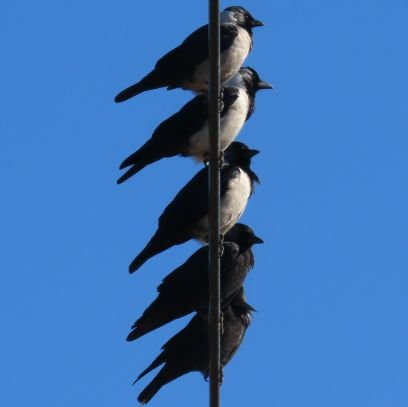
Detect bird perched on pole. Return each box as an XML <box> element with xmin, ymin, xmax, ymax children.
<box><xmin>114</xmin><ymin>6</ymin><xmax>264</xmax><ymax>102</ymax></box>
<box><xmin>128</xmin><ymin>142</ymin><xmax>260</xmax><ymax>273</ymax></box>
<box><xmin>117</xmin><ymin>67</ymin><xmax>272</xmax><ymax>184</ymax></box>
<box><xmin>127</xmin><ymin>223</ymin><xmax>263</xmax><ymax>341</ymax></box>
<box><xmin>135</xmin><ymin>288</ymin><xmax>255</xmax><ymax>404</ymax></box>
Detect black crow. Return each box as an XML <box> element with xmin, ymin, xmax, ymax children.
<box><xmin>135</xmin><ymin>288</ymin><xmax>255</xmax><ymax>404</ymax></box>
<box><xmin>127</xmin><ymin>223</ymin><xmax>263</xmax><ymax>341</ymax></box>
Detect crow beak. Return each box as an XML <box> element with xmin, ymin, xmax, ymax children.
<box><xmin>247</xmin><ymin>149</ymin><xmax>260</xmax><ymax>158</ymax></box>
<box><xmin>258</xmin><ymin>80</ymin><xmax>274</xmax><ymax>90</ymax></box>
<box><xmin>253</xmin><ymin>236</ymin><xmax>264</xmax><ymax>244</ymax></box>
<box><xmin>251</xmin><ymin>19</ymin><xmax>264</xmax><ymax>27</ymax></box>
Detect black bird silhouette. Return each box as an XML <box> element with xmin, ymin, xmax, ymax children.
<box><xmin>114</xmin><ymin>6</ymin><xmax>264</xmax><ymax>102</ymax></box>
<box><xmin>127</xmin><ymin>223</ymin><xmax>263</xmax><ymax>341</ymax></box>
<box><xmin>117</xmin><ymin>67</ymin><xmax>272</xmax><ymax>184</ymax></box>
<box><xmin>128</xmin><ymin>142</ymin><xmax>260</xmax><ymax>273</ymax></box>
<box><xmin>135</xmin><ymin>288</ymin><xmax>255</xmax><ymax>404</ymax></box>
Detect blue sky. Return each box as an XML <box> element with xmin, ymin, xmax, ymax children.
<box><xmin>1</xmin><ymin>1</ymin><xmax>407</xmax><ymax>406</ymax></box>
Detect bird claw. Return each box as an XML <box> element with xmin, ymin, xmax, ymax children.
<box><xmin>219</xmin><ymin>367</ymin><xmax>224</xmax><ymax>385</ymax></box>
<box><xmin>218</xmin><ymin>88</ymin><xmax>225</xmax><ymax>113</ymax></box>
<box><xmin>203</xmin><ymin>151</ymin><xmax>223</xmax><ymax>168</ymax></box>
<box><xmin>218</xmin><ymin>151</ymin><xmax>224</xmax><ymax>169</ymax></box>
<box><xmin>204</xmin><ymin>367</ymin><xmax>224</xmax><ymax>385</ymax></box>
<box><xmin>219</xmin><ymin>234</ymin><xmax>224</xmax><ymax>257</ymax></box>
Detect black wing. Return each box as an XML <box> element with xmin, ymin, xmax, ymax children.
<box><xmin>151</xmin><ymin>94</ymin><xmax>209</xmax><ymax>155</ymax></box>
<box><xmin>158</xmin><ymin>166</ymin><xmax>209</xmax><ymax>231</ymax></box>
<box><xmin>155</xmin><ymin>23</ymin><xmax>239</xmax><ymax>83</ymax></box>
<box><xmin>159</xmin><ymin>242</ymin><xmax>240</xmax><ymax>306</ymax></box>
<box><xmin>158</xmin><ymin>163</ymin><xmax>239</xmax><ymax>233</ymax></box>
<box><xmin>158</xmin><ymin>246</ymin><xmax>208</xmax><ymax>296</ymax></box>
<box><xmin>156</xmin><ymin>87</ymin><xmax>241</xmax><ymax>148</ymax></box>
<box><xmin>127</xmin><ymin>247</ymin><xmax>210</xmax><ymax>340</ymax></box>
<box><xmin>142</xmin><ymin>88</ymin><xmax>239</xmax><ymax>157</ymax></box>
<box><xmin>118</xmin><ymin>94</ymin><xmax>208</xmax><ymax>176</ymax></box>
<box><xmin>136</xmin><ymin>315</ymin><xmax>206</xmax><ymax>382</ymax></box>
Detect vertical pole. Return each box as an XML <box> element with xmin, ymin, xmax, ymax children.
<box><xmin>208</xmin><ymin>1</ymin><xmax>221</xmax><ymax>407</ymax></box>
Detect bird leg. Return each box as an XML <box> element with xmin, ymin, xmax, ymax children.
<box><xmin>218</xmin><ymin>233</ymin><xmax>224</xmax><ymax>257</ymax></box>
<box><xmin>219</xmin><ymin>366</ymin><xmax>224</xmax><ymax>385</ymax></box>
<box><xmin>218</xmin><ymin>150</ymin><xmax>224</xmax><ymax>169</ymax></box>
<box><xmin>218</xmin><ymin>87</ymin><xmax>225</xmax><ymax>113</ymax></box>
<box><xmin>203</xmin><ymin>310</ymin><xmax>224</xmax><ymax>333</ymax></box>
<box><xmin>204</xmin><ymin>364</ymin><xmax>224</xmax><ymax>385</ymax></box>
<box><xmin>220</xmin><ymin>310</ymin><xmax>224</xmax><ymax>335</ymax></box>
<box><xmin>203</xmin><ymin>150</ymin><xmax>223</xmax><ymax>167</ymax></box>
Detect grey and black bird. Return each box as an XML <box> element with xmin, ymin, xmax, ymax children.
<box><xmin>128</xmin><ymin>142</ymin><xmax>260</xmax><ymax>273</ymax></box>
<box><xmin>127</xmin><ymin>223</ymin><xmax>263</xmax><ymax>341</ymax></box>
<box><xmin>117</xmin><ymin>67</ymin><xmax>272</xmax><ymax>184</ymax></box>
<box><xmin>135</xmin><ymin>288</ymin><xmax>255</xmax><ymax>404</ymax></box>
<box><xmin>114</xmin><ymin>6</ymin><xmax>264</xmax><ymax>102</ymax></box>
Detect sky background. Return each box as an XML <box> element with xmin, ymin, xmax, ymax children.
<box><xmin>1</xmin><ymin>1</ymin><xmax>407</xmax><ymax>406</ymax></box>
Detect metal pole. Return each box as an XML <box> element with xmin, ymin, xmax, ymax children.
<box><xmin>208</xmin><ymin>1</ymin><xmax>221</xmax><ymax>407</ymax></box>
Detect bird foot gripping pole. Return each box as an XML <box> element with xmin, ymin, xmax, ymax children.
<box><xmin>218</xmin><ymin>151</ymin><xmax>224</xmax><ymax>169</ymax></box>
<box><xmin>208</xmin><ymin>1</ymin><xmax>221</xmax><ymax>407</ymax></box>
<box><xmin>218</xmin><ymin>234</ymin><xmax>224</xmax><ymax>257</ymax></box>
<box><xmin>218</xmin><ymin>87</ymin><xmax>224</xmax><ymax>113</ymax></box>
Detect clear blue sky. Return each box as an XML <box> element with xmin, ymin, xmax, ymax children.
<box><xmin>1</xmin><ymin>1</ymin><xmax>407</xmax><ymax>406</ymax></box>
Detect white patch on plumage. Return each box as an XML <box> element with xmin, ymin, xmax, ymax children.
<box><xmin>219</xmin><ymin>88</ymin><xmax>249</xmax><ymax>148</ymax></box>
<box><xmin>221</xmin><ymin>26</ymin><xmax>253</xmax><ymax>82</ymax></box>
<box><xmin>186</xmin><ymin>87</ymin><xmax>250</xmax><ymax>159</ymax></box>
<box><xmin>193</xmin><ymin>168</ymin><xmax>251</xmax><ymax>241</ymax></box>
<box><xmin>219</xmin><ymin>167</ymin><xmax>251</xmax><ymax>232</ymax></box>
<box><xmin>190</xmin><ymin>25</ymin><xmax>252</xmax><ymax>88</ymax></box>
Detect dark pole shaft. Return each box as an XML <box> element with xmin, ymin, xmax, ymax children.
<box><xmin>208</xmin><ymin>1</ymin><xmax>221</xmax><ymax>407</ymax></box>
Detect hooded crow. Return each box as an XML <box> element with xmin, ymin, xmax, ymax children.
<box><xmin>117</xmin><ymin>67</ymin><xmax>272</xmax><ymax>184</ymax></box>
<box><xmin>128</xmin><ymin>142</ymin><xmax>259</xmax><ymax>273</ymax></box>
<box><xmin>114</xmin><ymin>7</ymin><xmax>264</xmax><ymax>102</ymax></box>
